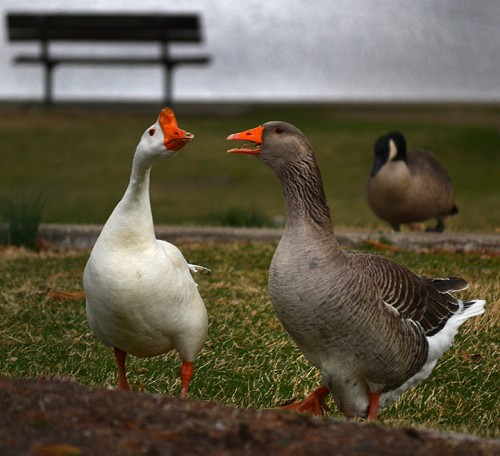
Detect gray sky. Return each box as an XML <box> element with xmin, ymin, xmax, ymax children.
<box><xmin>1</xmin><ymin>0</ymin><xmax>499</xmax><ymax>102</ymax></box>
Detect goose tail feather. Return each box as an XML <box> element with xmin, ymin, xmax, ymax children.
<box><xmin>427</xmin><ymin>299</ymin><xmax>485</xmax><ymax>361</ymax></box>
<box><xmin>380</xmin><ymin>299</ymin><xmax>485</xmax><ymax>411</ymax></box>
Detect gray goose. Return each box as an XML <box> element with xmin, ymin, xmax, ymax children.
<box><xmin>366</xmin><ymin>131</ymin><xmax>458</xmax><ymax>232</ymax></box>
<box><xmin>227</xmin><ymin>122</ymin><xmax>485</xmax><ymax>420</ymax></box>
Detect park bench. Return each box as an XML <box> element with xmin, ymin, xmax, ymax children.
<box><xmin>6</xmin><ymin>12</ymin><xmax>211</xmax><ymax>106</ymax></box>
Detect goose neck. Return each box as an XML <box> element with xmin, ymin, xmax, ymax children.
<box><xmin>127</xmin><ymin>154</ymin><xmax>153</xmax><ymax>198</ymax></box>
<box><xmin>109</xmin><ymin>154</ymin><xmax>155</xmax><ymax>244</ymax></box>
<box><xmin>279</xmin><ymin>159</ymin><xmax>334</xmax><ymax>235</ymax></box>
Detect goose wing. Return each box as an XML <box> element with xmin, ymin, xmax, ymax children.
<box><xmin>345</xmin><ymin>251</ymin><xmax>466</xmax><ymax>336</ymax></box>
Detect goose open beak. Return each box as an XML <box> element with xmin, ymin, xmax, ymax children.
<box><xmin>227</xmin><ymin>125</ymin><xmax>264</xmax><ymax>154</ymax></box>
<box><xmin>159</xmin><ymin>107</ymin><xmax>194</xmax><ymax>151</ymax></box>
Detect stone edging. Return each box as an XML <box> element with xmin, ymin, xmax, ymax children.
<box><xmin>39</xmin><ymin>224</ymin><xmax>500</xmax><ymax>253</ymax></box>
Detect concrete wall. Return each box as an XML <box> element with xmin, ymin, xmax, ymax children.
<box><xmin>1</xmin><ymin>0</ymin><xmax>499</xmax><ymax>103</ymax></box>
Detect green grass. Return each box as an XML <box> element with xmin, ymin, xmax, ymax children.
<box><xmin>0</xmin><ymin>102</ymin><xmax>498</xmax><ymax>436</ymax></box>
<box><xmin>0</xmin><ymin>243</ymin><xmax>498</xmax><ymax>439</ymax></box>
<box><xmin>0</xmin><ymin>103</ymin><xmax>498</xmax><ymax>230</ymax></box>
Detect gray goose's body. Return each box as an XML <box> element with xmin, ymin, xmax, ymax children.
<box><xmin>366</xmin><ymin>131</ymin><xmax>458</xmax><ymax>232</ymax></box>
<box><xmin>227</xmin><ymin>122</ymin><xmax>485</xmax><ymax>420</ymax></box>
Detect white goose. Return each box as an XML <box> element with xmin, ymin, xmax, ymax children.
<box><xmin>83</xmin><ymin>108</ymin><xmax>208</xmax><ymax>397</ymax></box>
<box><xmin>227</xmin><ymin>121</ymin><xmax>485</xmax><ymax>420</ymax></box>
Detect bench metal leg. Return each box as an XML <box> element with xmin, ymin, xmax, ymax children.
<box><xmin>43</xmin><ymin>63</ymin><xmax>55</xmax><ymax>107</ymax></box>
<box><xmin>163</xmin><ymin>64</ymin><xmax>174</xmax><ymax>107</ymax></box>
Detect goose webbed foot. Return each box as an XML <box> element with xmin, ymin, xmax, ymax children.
<box><xmin>282</xmin><ymin>385</ymin><xmax>330</xmax><ymax>416</ymax></box>
<box><xmin>425</xmin><ymin>222</ymin><xmax>445</xmax><ymax>233</ymax></box>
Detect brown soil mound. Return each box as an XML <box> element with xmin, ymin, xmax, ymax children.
<box><xmin>1</xmin><ymin>378</ymin><xmax>498</xmax><ymax>455</ymax></box>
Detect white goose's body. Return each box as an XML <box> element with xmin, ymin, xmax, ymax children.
<box><xmin>84</xmin><ymin>108</ymin><xmax>208</xmax><ymax>395</ymax></box>
<box><xmin>85</xmin><ymin>204</ymin><xmax>207</xmax><ymax>360</ymax></box>
<box><xmin>228</xmin><ymin>121</ymin><xmax>485</xmax><ymax>420</ymax></box>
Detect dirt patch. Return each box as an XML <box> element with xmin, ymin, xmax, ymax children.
<box><xmin>1</xmin><ymin>377</ymin><xmax>498</xmax><ymax>455</ymax></box>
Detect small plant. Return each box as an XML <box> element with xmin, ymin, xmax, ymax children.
<box><xmin>0</xmin><ymin>193</ymin><xmax>46</xmax><ymax>250</ymax></box>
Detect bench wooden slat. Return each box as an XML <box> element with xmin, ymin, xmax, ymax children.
<box><xmin>7</xmin><ymin>13</ymin><xmax>203</xmax><ymax>42</ymax></box>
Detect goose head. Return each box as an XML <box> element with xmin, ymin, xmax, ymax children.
<box><xmin>370</xmin><ymin>131</ymin><xmax>407</xmax><ymax>177</ymax></box>
<box><xmin>226</xmin><ymin>121</ymin><xmax>315</xmax><ymax>175</ymax></box>
<box><xmin>135</xmin><ymin>107</ymin><xmax>194</xmax><ymax>164</ymax></box>
<box><xmin>227</xmin><ymin>121</ymin><xmax>331</xmax><ymax>227</ymax></box>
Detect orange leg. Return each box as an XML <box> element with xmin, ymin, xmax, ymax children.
<box><xmin>367</xmin><ymin>389</ymin><xmax>381</xmax><ymax>421</ymax></box>
<box><xmin>113</xmin><ymin>347</ymin><xmax>130</xmax><ymax>391</ymax></box>
<box><xmin>283</xmin><ymin>385</ymin><xmax>330</xmax><ymax>416</ymax></box>
<box><xmin>180</xmin><ymin>360</ymin><xmax>194</xmax><ymax>398</ymax></box>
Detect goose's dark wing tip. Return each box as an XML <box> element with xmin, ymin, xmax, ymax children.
<box><xmin>429</xmin><ymin>276</ymin><xmax>469</xmax><ymax>293</ymax></box>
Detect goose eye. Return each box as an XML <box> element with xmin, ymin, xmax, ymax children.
<box><xmin>148</xmin><ymin>128</ymin><xmax>156</xmax><ymax>136</ymax></box>
<box><xmin>275</xmin><ymin>127</ymin><xmax>284</xmax><ymax>134</ymax></box>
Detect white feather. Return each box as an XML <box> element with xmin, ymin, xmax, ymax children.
<box><xmin>380</xmin><ymin>299</ymin><xmax>486</xmax><ymax>408</ymax></box>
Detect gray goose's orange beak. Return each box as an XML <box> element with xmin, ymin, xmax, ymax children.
<box><xmin>227</xmin><ymin>125</ymin><xmax>264</xmax><ymax>155</ymax></box>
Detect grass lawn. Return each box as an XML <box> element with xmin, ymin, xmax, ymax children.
<box><xmin>0</xmin><ymin>102</ymin><xmax>498</xmax><ymax>231</ymax></box>
<box><xmin>0</xmin><ymin>242</ymin><xmax>498</xmax><ymax>439</ymax></box>
<box><xmin>0</xmin><ymin>103</ymin><xmax>498</xmax><ymax>438</ymax></box>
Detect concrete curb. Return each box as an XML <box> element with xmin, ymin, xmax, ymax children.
<box><xmin>39</xmin><ymin>224</ymin><xmax>500</xmax><ymax>253</ymax></box>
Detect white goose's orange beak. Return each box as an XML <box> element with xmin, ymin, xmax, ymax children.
<box><xmin>159</xmin><ymin>107</ymin><xmax>194</xmax><ymax>151</ymax></box>
<box><xmin>227</xmin><ymin>125</ymin><xmax>264</xmax><ymax>155</ymax></box>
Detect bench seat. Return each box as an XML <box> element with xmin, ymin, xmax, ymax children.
<box><xmin>14</xmin><ymin>55</ymin><xmax>211</xmax><ymax>66</ymax></box>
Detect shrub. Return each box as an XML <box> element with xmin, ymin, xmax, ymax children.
<box><xmin>0</xmin><ymin>193</ymin><xmax>46</xmax><ymax>250</ymax></box>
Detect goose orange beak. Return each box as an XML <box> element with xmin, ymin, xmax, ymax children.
<box><xmin>159</xmin><ymin>107</ymin><xmax>194</xmax><ymax>151</ymax></box>
<box><xmin>227</xmin><ymin>125</ymin><xmax>264</xmax><ymax>154</ymax></box>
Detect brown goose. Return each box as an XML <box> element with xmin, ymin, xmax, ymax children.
<box><xmin>227</xmin><ymin>122</ymin><xmax>485</xmax><ymax>420</ymax></box>
<box><xmin>366</xmin><ymin>131</ymin><xmax>458</xmax><ymax>232</ymax></box>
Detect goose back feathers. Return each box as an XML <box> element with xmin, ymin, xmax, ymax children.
<box><xmin>228</xmin><ymin>121</ymin><xmax>485</xmax><ymax>420</ymax></box>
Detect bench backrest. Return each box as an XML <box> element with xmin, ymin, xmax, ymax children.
<box><xmin>7</xmin><ymin>13</ymin><xmax>204</xmax><ymax>43</ymax></box>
